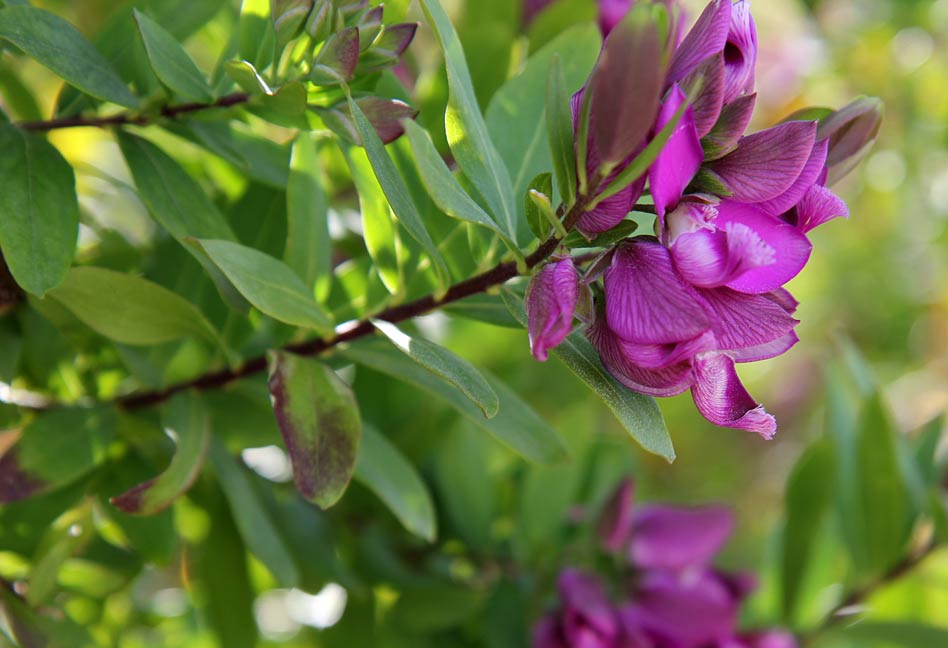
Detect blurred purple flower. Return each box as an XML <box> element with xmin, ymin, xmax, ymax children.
<box><xmin>597</xmin><ymin>478</ymin><xmax>636</xmax><ymax>553</ymax></box>
<box><xmin>523</xmin><ymin>0</ymin><xmax>556</xmax><ymax>25</ymax></box>
<box><xmin>629</xmin><ymin>504</ymin><xmax>734</xmax><ymax>571</ymax></box>
<box><xmin>526</xmin><ymin>257</ymin><xmax>582</xmax><ymax>361</ymax></box>
<box><xmin>533</xmin><ymin>569</ymin><xmax>622</xmax><ymax>648</ymax></box>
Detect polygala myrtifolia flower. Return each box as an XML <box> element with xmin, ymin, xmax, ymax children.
<box><xmin>525</xmin><ymin>0</ymin><xmax>881</xmax><ymax>435</ymax></box>
<box><xmin>533</xmin><ymin>479</ymin><xmax>798</xmax><ymax>648</ymax></box>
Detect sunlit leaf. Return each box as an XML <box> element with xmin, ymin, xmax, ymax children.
<box><xmin>286</xmin><ymin>133</ymin><xmax>331</xmax><ymax>298</ymax></box>
<box><xmin>133</xmin><ymin>9</ymin><xmax>213</xmax><ymax>102</ymax></box>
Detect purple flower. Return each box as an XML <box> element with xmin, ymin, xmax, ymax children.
<box><xmin>722</xmin><ymin>0</ymin><xmax>757</xmax><ymax>103</ymax></box>
<box><xmin>629</xmin><ymin>504</ymin><xmax>734</xmax><ymax>572</ymax></box>
<box><xmin>526</xmin><ymin>257</ymin><xmax>582</xmax><ymax>361</ymax></box>
<box><xmin>588</xmin><ymin>239</ymin><xmax>799</xmax><ymax>435</ymax></box>
<box><xmin>534</xmin><ymin>570</ymin><xmax>622</xmax><ymax>648</ymax></box>
<box><xmin>597</xmin><ymin>478</ymin><xmax>636</xmax><ymax>553</ymax></box>
<box><xmin>649</xmin><ymin>85</ymin><xmax>704</xmax><ymax>219</ymax></box>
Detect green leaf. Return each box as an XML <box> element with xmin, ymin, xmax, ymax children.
<box><xmin>208</xmin><ymin>437</ymin><xmax>300</xmax><ymax>587</ymax></box>
<box><xmin>238</xmin><ymin>0</ymin><xmax>275</xmax><ymax>70</ymax></box>
<box><xmin>354</xmin><ymin>424</ymin><xmax>437</xmax><ymax>542</ymax></box>
<box><xmin>343</xmin><ymin>339</ymin><xmax>568</xmax><ymax>463</ymax></box>
<box><xmin>856</xmin><ymin>394</ymin><xmax>915</xmax><ymax>576</ymax></box>
<box><xmin>224</xmin><ymin>58</ymin><xmax>273</xmax><ymax>95</ymax></box>
<box><xmin>193</xmin><ymin>239</ymin><xmax>333</xmax><ymax>333</ymax></box>
<box><xmin>372</xmin><ymin>319</ymin><xmax>499</xmax><ymax>418</ymax></box>
<box><xmin>402</xmin><ymin>119</ymin><xmax>521</xmax><ymax>258</ymax></box>
<box><xmin>418</xmin><ymin>0</ymin><xmax>519</xmax><ymax>240</ymax></box>
<box><xmin>345</xmin><ymin>146</ymin><xmax>403</xmax><ymax>295</ymax></box>
<box><xmin>434</xmin><ymin>425</ymin><xmax>495</xmax><ymax>550</ymax></box>
<box><xmin>486</xmin><ymin>24</ymin><xmax>599</xmax><ymax>208</ymax></box>
<box><xmin>117</xmin><ymin>132</ymin><xmax>235</xmax><ymax>241</ymax></box>
<box><xmin>391</xmin><ymin>584</ymin><xmax>483</xmax><ymax>633</ymax></box>
<box><xmin>45</xmin><ymin>266</ymin><xmax>220</xmax><ymax>346</ymax></box>
<box><xmin>0</xmin><ymin>64</ymin><xmax>42</xmax><ymax>120</ymax></box>
<box><xmin>0</xmin><ymin>6</ymin><xmax>138</xmax><ymax>107</ymax></box>
<box><xmin>836</xmin><ymin>622</ymin><xmax>948</xmax><ymax>647</ymax></box>
<box><xmin>442</xmin><ymin>293</ymin><xmax>522</xmax><ymax>328</ymax></box>
<box><xmin>347</xmin><ymin>94</ymin><xmax>450</xmax><ymax>291</ymax></box>
<box><xmin>524</xmin><ymin>172</ymin><xmax>554</xmax><ymax>240</ymax></box>
<box><xmin>311</xmin><ymin>26</ymin><xmax>360</xmax><ymax>84</ymax></box>
<box><xmin>780</xmin><ymin>438</ymin><xmax>835</xmax><ymax>624</ymax></box>
<box><xmin>0</xmin><ymin>125</ymin><xmax>78</xmax><ymax>296</ymax></box>
<box><xmin>267</xmin><ymin>351</ymin><xmax>363</xmax><ymax>508</ymax></box>
<box><xmin>501</xmin><ymin>288</ymin><xmax>674</xmax><ymax>461</ymax></box>
<box><xmin>286</xmin><ymin>133</ymin><xmax>331</xmax><ymax>298</ymax></box>
<box><xmin>111</xmin><ymin>392</ymin><xmax>211</xmax><ymax>515</ymax></box>
<box><xmin>133</xmin><ymin>9</ymin><xmax>213</xmax><ymax>103</ymax></box>
<box><xmin>0</xmin><ymin>409</ymin><xmax>114</xmax><ymax>503</ymax></box>
<box><xmin>546</xmin><ymin>54</ymin><xmax>578</xmax><ymax>208</ymax></box>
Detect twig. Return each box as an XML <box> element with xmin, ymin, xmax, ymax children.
<box><xmin>116</xmin><ymin>193</ymin><xmax>596</xmax><ymax>410</ymax></box>
<box><xmin>16</xmin><ymin>92</ymin><xmax>251</xmax><ymax>132</ymax></box>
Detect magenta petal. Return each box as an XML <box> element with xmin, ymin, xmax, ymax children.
<box><xmin>616</xmin><ymin>330</ymin><xmax>714</xmax><ymax>370</ymax></box>
<box><xmin>650</xmin><ymin>85</ymin><xmax>703</xmax><ymax>218</ymax></box>
<box><xmin>682</xmin><ymin>54</ymin><xmax>726</xmax><ymax>138</ymax></box>
<box><xmin>630</xmin><ymin>504</ymin><xmax>734</xmax><ymax>571</ymax></box>
<box><xmin>577</xmin><ymin>175</ymin><xmax>644</xmax><ymax>235</ymax></box>
<box><xmin>627</xmin><ymin>570</ymin><xmax>740</xmax><ymax>646</ymax></box>
<box><xmin>795</xmin><ymin>184</ymin><xmax>849</xmax><ymax>233</ymax></box>
<box><xmin>714</xmin><ymin>201</ymin><xmax>813</xmax><ymax>293</ymax></box>
<box><xmin>533</xmin><ymin>616</ymin><xmax>568</xmax><ymax>648</ymax></box>
<box><xmin>742</xmin><ymin>630</ymin><xmax>799</xmax><ymax>648</ymax></box>
<box><xmin>527</xmin><ymin>258</ymin><xmax>580</xmax><ymax>361</ymax></box>
<box><xmin>703</xmin><ymin>93</ymin><xmax>757</xmax><ymax>160</ymax></box>
<box><xmin>597</xmin><ymin>0</ymin><xmax>634</xmax><ymax>36</ymax></box>
<box><xmin>721</xmin><ymin>0</ymin><xmax>758</xmax><ymax>103</ymax></box>
<box><xmin>696</xmin><ymin>287</ymin><xmax>799</xmax><ymax>353</ymax></box>
<box><xmin>604</xmin><ymin>241</ymin><xmax>710</xmax><ymax>344</ymax></box>
<box><xmin>597</xmin><ymin>478</ymin><xmax>635</xmax><ymax>554</ymax></box>
<box><xmin>558</xmin><ymin>570</ymin><xmax>618</xmax><ymax>640</ymax></box>
<box><xmin>708</xmin><ymin>121</ymin><xmax>818</xmax><ymax>203</ymax></box>
<box><xmin>730</xmin><ymin>331</ymin><xmax>799</xmax><ymax>362</ymax></box>
<box><xmin>755</xmin><ymin>139</ymin><xmax>828</xmax><ymax>217</ymax></box>
<box><xmin>668</xmin><ymin>0</ymin><xmax>732</xmax><ymax>85</ymax></box>
<box><xmin>690</xmin><ymin>352</ymin><xmax>776</xmax><ymax>437</ymax></box>
<box><xmin>670</xmin><ymin>219</ymin><xmax>777</xmax><ymax>288</ymax></box>
<box><xmin>588</xmin><ymin>318</ymin><xmax>694</xmax><ymax>397</ymax></box>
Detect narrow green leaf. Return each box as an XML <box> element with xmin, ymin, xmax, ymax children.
<box><xmin>0</xmin><ymin>6</ymin><xmax>138</xmax><ymax>107</ymax></box>
<box><xmin>0</xmin><ymin>125</ymin><xmax>78</xmax><ymax>297</ymax></box>
<box><xmin>525</xmin><ymin>172</ymin><xmax>554</xmax><ymax>240</ymax></box>
<box><xmin>117</xmin><ymin>132</ymin><xmax>234</xmax><ymax>241</ymax></box>
<box><xmin>486</xmin><ymin>24</ymin><xmax>599</xmax><ymax>205</ymax></box>
<box><xmin>856</xmin><ymin>394</ymin><xmax>915</xmax><ymax>576</ymax></box>
<box><xmin>418</xmin><ymin>0</ymin><xmax>518</xmax><ymax>240</ymax></box>
<box><xmin>208</xmin><ymin>437</ymin><xmax>300</xmax><ymax>587</ymax></box>
<box><xmin>501</xmin><ymin>288</ymin><xmax>674</xmax><ymax>461</ymax></box>
<box><xmin>238</xmin><ymin>0</ymin><xmax>275</xmax><ymax>70</ymax></box>
<box><xmin>0</xmin><ymin>409</ymin><xmax>114</xmax><ymax>503</ymax></box>
<box><xmin>372</xmin><ymin>319</ymin><xmax>499</xmax><ymax>418</ymax></box>
<box><xmin>133</xmin><ymin>9</ymin><xmax>213</xmax><ymax>102</ymax></box>
<box><xmin>402</xmin><ymin>119</ymin><xmax>520</xmax><ymax>259</ymax></box>
<box><xmin>267</xmin><ymin>351</ymin><xmax>363</xmax><ymax>508</ymax></box>
<box><xmin>45</xmin><ymin>266</ymin><xmax>220</xmax><ymax>346</ymax></box>
<box><xmin>546</xmin><ymin>54</ymin><xmax>578</xmax><ymax>208</ymax></box>
<box><xmin>343</xmin><ymin>339</ymin><xmax>568</xmax><ymax>463</ymax></box>
<box><xmin>347</xmin><ymin>95</ymin><xmax>450</xmax><ymax>290</ymax></box>
<box><xmin>528</xmin><ymin>188</ymin><xmax>566</xmax><ymax>238</ymax></box>
<box><xmin>0</xmin><ymin>65</ymin><xmax>42</xmax><ymax>120</ymax></box>
<box><xmin>194</xmin><ymin>239</ymin><xmax>333</xmax><ymax>333</ymax></box>
<box><xmin>780</xmin><ymin>438</ymin><xmax>835</xmax><ymax>624</ymax></box>
<box><xmin>837</xmin><ymin>622</ymin><xmax>948</xmax><ymax>647</ymax></box>
<box><xmin>286</xmin><ymin>133</ymin><xmax>331</xmax><ymax>298</ymax></box>
<box><xmin>345</xmin><ymin>146</ymin><xmax>402</xmax><ymax>295</ymax></box>
<box><xmin>354</xmin><ymin>424</ymin><xmax>437</xmax><ymax>542</ymax></box>
<box><xmin>28</xmin><ymin>509</ymin><xmax>93</xmax><ymax>606</ymax></box>
<box><xmin>111</xmin><ymin>392</ymin><xmax>211</xmax><ymax>515</ymax></box>
<box><xmin>434</xmin><ymin>425</ymin><xmax>495</xmax><ymax>550</ymax></box>
<box><xmin>224</xmin><ymin>59</ymin><xmax>273</xmax><ymax>95</ymax></box>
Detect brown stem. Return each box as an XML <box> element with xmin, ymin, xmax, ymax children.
<box><xmin>117</xmin><ymin>193</ymin><xmax>595</xmax><ymax>410</ymax></box>
<box><xmin>801</xmin><ymin>538</ymin><xmax>940</xmax><ymax>644</ymax></box>
<box><xmin>16</xmin><ymin>92</ymin><xmax>251</xmax><ymax>132</ymax></box>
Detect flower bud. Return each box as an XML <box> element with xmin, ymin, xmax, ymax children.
<box><xmin>526</xmin><ymin>258</ymin><xmax>581</xmax><ymax>361</ymax></box>
<box><xmin>817</xmin><ymin>96</ymin><xmax>883</xmax><ymax>185</ymax></box>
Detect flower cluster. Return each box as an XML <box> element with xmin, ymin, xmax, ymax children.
<box><xmin>526</xmin><ymin>0</ymin><xmax>881</xmax><ymax>435</ymax></box>
<box><xmin>533</xmin><ymin>480</ymin><xmax>796</xmax><ymax>648</ymax></box>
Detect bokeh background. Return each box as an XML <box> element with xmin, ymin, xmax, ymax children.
<box><xmin>1</xmin><ymin>0</ymin><xmax>947</xmax><ymax>646</ymax></box>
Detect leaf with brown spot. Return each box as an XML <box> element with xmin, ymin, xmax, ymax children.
<box><xmin>267</xmin><ymin>351</ymin><xmax>362</xmax><ymax>508</ymax></box>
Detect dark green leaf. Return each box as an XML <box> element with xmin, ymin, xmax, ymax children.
<box><xmin>501</xmin><ymin>288</ymin><xmax>673</xmax><ymax>461</ymax></box>
<box><xmin>434</xmin><ymin>425</ymin><xmax>495</xmax><ymax>550</ymax></box>
<box><xmin>208</xmin><ymin>437</ymin><xmax>300</xmax><ymax>587</ymax></box>
<box><xmin>546</xmin><ymin>54</ymin><xmax>578</xmax><ymax>208</ymax></box>
<box><xmin>133</xmin><ymin>9</ymin><xmax>213</xmax><ymax>102</ymax></box>
<box><xmin>442</xmin><ymin>293</ymin><xmax>522</xmax><ymax>328</ymax></box>
<box><xmin>525</xmin><ymin>172</ymin><xmax>554</xmax><ymax>240</ymax></box>
<box><xmin>347</xmin><ymin>94</ymin><xmax>450</xmax><ymax>290</ymax></box>
<box><xmin>354</xmin><ymin>424</ymin><xmax>437</xmax><ymax>541</ymax></box>
<box><xmin>0</xmin><ymin>6</ymin><xmax>138</xmax><ymax>107</ymax></box>
<box><xmin>343</xmin><ymin>339</ymin><xmax>568</xmax><ymax>463</ymax></box>
<box><xmin>372</xmin><ymin>319</ymin><xmax>499</xmax><ymax>418</ymax></box>
<box><xmin>267</xmin><ymin>351</ymin><xmax>363</xmax><ymax>508</ymax></box>
<box><xmin>391</xmin><ymin>584</ymin><xmax>483</xmax><ymax>633</ymax></box>
<box><xmin>238</xmin><ymin>0</ymin><xmax>275</xmax><ymax>70</ymax></box>
<box><xmin>193</xmin><ymin>239</ymin><xmax>333</xmax><ymax>333</ymax></box>
<box><xmin>45</xmin><ymin>266</ymin><xmax>220</xmax><ymax>346</ymax></box>
<box><xmin>286</xmin><ymin>133</ymin><xmax>331</xmax><ymax>297</ymax></box>
<box><xmin>781</xmin><ymin>438</ymin><xmax>835</xmax><ymax>624</ymax></box>
<box><xmin>0</xmin><ymin>125</ymin><xmax>78</xmax><ymax>297</ymax></box>
<box><xmin>111</xmin><ymin>392</ymin><xmax>211</xmax><ymax>515</ymax></box>
<box><xmin>419</xmin><ymin>0</ymin><xmax>518</xmax><ymax>240</ymax></box>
